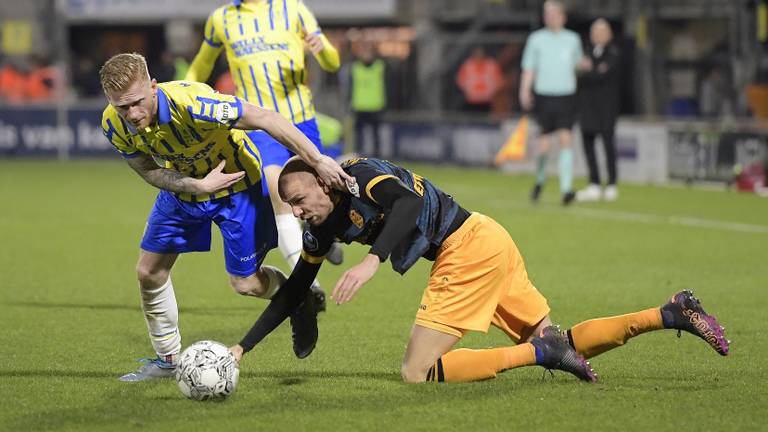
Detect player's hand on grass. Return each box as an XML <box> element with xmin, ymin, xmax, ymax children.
<box><xmin>332</xmin><ymin>254</ymin><xmax>380</xmax><ymax>305</ymax></box>
<box><xmin>197</xmin><ymin>160</ymin><xmax>245</xmax><ymax>194</ymax></box>
<box><xmin>229</xmin><ymin>344</ymin><xmax>244</xmax><ymax>362</ymax></box>
<box><xmin>314</xmin><ymin>155</ymin><xmax>356</xmax><ymax>191</ymax></box>
<box><xmin>304</xmin><ymin>33</ymin><xmax>324</xmax><ymax>54</ymax></box>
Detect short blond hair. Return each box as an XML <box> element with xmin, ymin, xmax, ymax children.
<box><xmin>99</xmin><ymin>53</ymin><xmax>150</xmax><ymax>94</ymax></box>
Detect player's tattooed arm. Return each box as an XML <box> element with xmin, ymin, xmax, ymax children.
<box><xmin>125</xmin><ymin>153</ymin><xmax>244</xmax><ymax>194</ymax></box>
<box><xmin>125</xmin><ymin>153</ymin><xmax>190</xmax><ymax>191</ymax></box>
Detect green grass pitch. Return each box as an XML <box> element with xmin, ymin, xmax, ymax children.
<box><xmin>1</xmin><ymin>160</ymin><xmax>765</xmax><ymax>431</ymax></box>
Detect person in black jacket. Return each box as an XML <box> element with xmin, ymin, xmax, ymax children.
<box><xmin>576</xmin><ymin>18</ymin><xmax>621</xmax><ymax>202</ymax></box>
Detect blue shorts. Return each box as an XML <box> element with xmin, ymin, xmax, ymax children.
<box><xmin>140</xmin><ymin>187</ymin><xmax>278</xmax><ymax>277</ymax></box>
<box><xmin>248</xmin><ymin>118</ymin><xmax>324</xmax><ymax>169</ymax></box>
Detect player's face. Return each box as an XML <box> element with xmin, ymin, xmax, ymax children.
<box><xmin>106</xmin><ymin>78</ymin><xmax>158</xmax><ymax>130</ymax></box>
<box><xmin>282</xmin><ymin>174</ymin><xmax>335</xmax><ymax>225</ymax></box>
<box><xmin>544</xmin><ymin>4</ymin><xmax>566</xmax><ymax>29</ymax></box>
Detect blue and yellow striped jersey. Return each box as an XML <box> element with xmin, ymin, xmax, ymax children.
<box><xmin>187</xmin><ymin>0</ymin><xmax>339</xmax><ymax>125</ymax></box>
<box><xmin>101</xmin><ymin>80</ymin><xmax>263</xmax><ymax>202</ymax></box>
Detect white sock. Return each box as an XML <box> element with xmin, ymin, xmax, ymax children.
<box><xmin>276</xmin><ymin>213</ymin><xmax>303</xmax><ymax>268</ymax></box>
<box><xmin>275</xmin><ymin>213</ymin><xmax>322</xmax><ymax>289</ymax></box>
<box><xmin>140</xmin><ymin>277</ymin><xmax>181</xmax><ymax>359</ymax></box>
<box><xmin>257</xmin><ymin>265</ymin><xmax>287</xmax><ymax>299</ymax></box>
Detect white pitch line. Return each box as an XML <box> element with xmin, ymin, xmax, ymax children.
<box><xmin>485</xmin><ymin>199</ymin><xmax>768</xmax><ymax>234</ymax></box>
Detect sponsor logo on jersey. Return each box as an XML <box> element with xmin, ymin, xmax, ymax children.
<box><xmin>231</xmin><ymin>37</ymin><xmax>290</xmax><ymax>57</ymax></box>
<box><xmin>151</xmin><ymin>142</ymin><xmax>216</xmax><ymax>164</ymax></box>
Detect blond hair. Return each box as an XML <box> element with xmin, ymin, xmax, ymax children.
<box><xmin>99</xmin><ymin>53</ymin><xmax>150</xmax><ymax>93</ymax></box>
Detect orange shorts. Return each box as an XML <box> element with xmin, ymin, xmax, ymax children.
<box><xmin>414</xmin><ymin>213</ymin><xmax>550</xmax><ymax>341</ymax></box>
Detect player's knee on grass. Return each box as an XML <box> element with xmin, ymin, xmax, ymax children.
<box><xmin>400</xmin><ymin>362</ymin><xmax>430</xmax><ymax>383</ymax></box>
<box><xmin>229</xmin><ymin>272</ymin><xmax>269</xmax><ymax>297</ymax></box>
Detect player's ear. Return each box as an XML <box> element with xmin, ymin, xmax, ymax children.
<box><xmin>317</xmin><ymin>175</ymin><xmax>331</xmax><ymax>193</ymax></box>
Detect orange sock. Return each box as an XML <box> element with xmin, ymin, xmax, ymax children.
<box><xmin>568</xmin><ymin>308</ymin><xmax>663</xmax><ymax>358</ymax></box>
<box><xmin>427</xmin><ymin>344</ymin><xmax>536</xmax><ymax>383</ymax></box>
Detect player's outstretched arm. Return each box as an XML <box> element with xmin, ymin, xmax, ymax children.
<box><xmin>332</xmin><ymin>178</ymin><xmax>423</xmax><ymax>305</ymax></box>
<box><xmin>233</xmin><ymin>258</ymin><xmax>324</xmax><ymax>360</ymax></box>
<box><xmin>126</xmin><ymin>154</ymin><xmax>243</xmax><ymax>194</ymax></box>
<box><xmin>299</xmin><ymin>2</ymin><xmax>340</xmax><ymax>72</ymax></box>
<box><xmin>186</xmin><ymin>42</ymin><xmax>221</xmax><ymax>83</ymax></box>
<box><xmin>305</xmin><ymin>33</ymin><xmax>340</xmax><ymax>72</ymax></box>
<box><xmin>185</xmin><ymin>11</ymin><xmax>224</xmax><ymax>83</ymax></box>
<box><xmin>233</xmin><ymin>102</ymin><xmax>354</xmax><ymax>189</ymax></box>
<box><xmin>332</xmin><ymin>254</ymin><xmax>380</xmax><ymax>305</ymax></box>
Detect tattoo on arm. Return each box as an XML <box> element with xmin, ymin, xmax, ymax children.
<box><xmin>125</xmin><ymin>153</ymin><xmax>196</xmax><ymax>193</ymax></box>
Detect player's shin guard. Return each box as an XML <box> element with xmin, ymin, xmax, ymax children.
<box><xmin>426</xmin><ymin>345</ymin><xmax>536</xmax><ymax>383</ymax></box>
<box><xmin>276</xmin><ymin>213</ymin><xmax>322</xmax><ymax>289</ymax></box>
<box><xmin>140</xmin><ymin>277</ymin><xmax>181</xmax><ymax>358</ymax></box>
<box><xmin>567</xmin><ymin>308</ymin><xmax>663</xmax><ymax>358</ymax></box>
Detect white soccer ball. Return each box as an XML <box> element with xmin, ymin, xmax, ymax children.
<box><xmin>175</xmin><ymin>340</ymin><xmax>239</xmax><ymax>401</ymax></box>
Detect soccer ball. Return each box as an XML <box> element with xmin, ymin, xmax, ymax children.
<box><xmin>175</xmin><ymin>340</ymin><xmax>239</xmax><ymax>401</ymax></box>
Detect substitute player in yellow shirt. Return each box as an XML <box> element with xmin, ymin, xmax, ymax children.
<box><xmin>99</xmin><ymin>52</ymin><xmax>352</xmax><ymax>381</ymax></box>
<box><xmin>186</xmin><ymin>0</ymin><xmax>341</xmax><ymax>310</ymax></box>
<box><xmin>229</xmin><ymin>157</ymin><xmax>729</xmax><ymax>384</ymax></box>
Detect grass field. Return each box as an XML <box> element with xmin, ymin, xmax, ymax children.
<box><xmin>1</xmin><ymin>160</ymin><xmax>766</xmax><ymax>431</ymax></box>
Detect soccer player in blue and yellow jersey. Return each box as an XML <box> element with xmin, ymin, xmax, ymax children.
<box><xmin>99</xmin><ymin>52</ymin><xmax>353</xmax><ymax>382</ymax></box>
<box><xmin>186</xmin><ymin>0</ymin><xmax>341</xmax><ymax>310</ymax></box>
<box><xmin>227</xmin><ymin>157</ymin><xmax>729</xmax><ymax>383</ymax></box>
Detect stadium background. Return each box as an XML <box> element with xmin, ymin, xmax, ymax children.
<box><xmin>0</xmin><ymin>0</ymin><xmax>766</xmax><ymax>430</ymax></box>
<box><xmin>4</xmin><ymin>0</ymin><xmax>768</xmax><ymax>183</ymax></box>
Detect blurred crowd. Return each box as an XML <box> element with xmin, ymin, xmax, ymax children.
<box><xmin>0</xmin><ymin>55</ymin><xmax>64</xmax><ymax>104</ymax></box>
<box><xmin>2</xmin><ymin>16</ymin><xmax>768</xmax><ymax>121</ymax></box>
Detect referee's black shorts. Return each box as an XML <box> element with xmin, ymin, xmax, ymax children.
<box><xmin>533</xmin><ymin>94</ymin><xmax>576</xmax><ymax>134</ymax></box>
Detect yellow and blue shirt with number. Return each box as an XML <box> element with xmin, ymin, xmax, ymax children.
<box><xmin>187</xmin><ymin>0</ymin><xmax>339</xmax><ymax>124</ymax></box>
<box><xmin>101</xmin><ymin>80</ymin><xmax>262</xmax><ymax>202</ymax></box>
